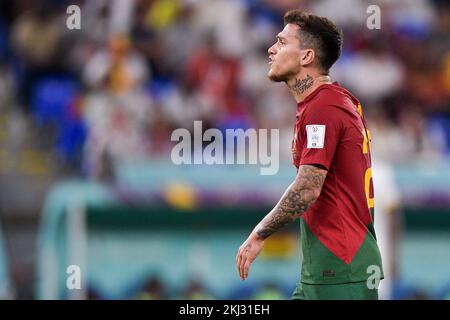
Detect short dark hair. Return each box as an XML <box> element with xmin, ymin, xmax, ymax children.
<box><xmin>284</xmin><ymin>10</ymin><xmax>343</xmax><ymax>74</ymax></box>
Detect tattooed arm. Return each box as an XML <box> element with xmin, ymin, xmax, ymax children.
<box><xmin>236</xmin><ymin>164</ymin><xmax>327</xmax><ymax>280</ymax></box>
<box><xmin>255</xmin><ymin>164</ymin><xmax>327</xmax><ymax>239</ymax></box>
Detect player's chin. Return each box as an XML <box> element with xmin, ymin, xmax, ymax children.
<box><xmin>268</xmin><ymin>68</ymin><xmax>286</xmax><ymax>82</ymax></box>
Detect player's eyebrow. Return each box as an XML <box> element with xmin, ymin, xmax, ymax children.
<box><xmin>277</xmin><ymin>35</ymin><xmax>287</xmax><ymax>42</ymax></box>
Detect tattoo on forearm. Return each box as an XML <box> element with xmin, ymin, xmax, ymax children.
<box><xmin>293</xmin><ymin>74</ymin><xmax>314</xmax><ymax>95</ymax></box>
<box><xmin>255</xmin><ymin>165</ymin><xmax>327</xmax><ymax>239</ymax></box>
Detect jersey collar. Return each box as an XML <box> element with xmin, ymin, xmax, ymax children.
<box><xmin>296</xmin><ymin>82</ymin><xmax>340</xmax><ymax>111</ymax></box>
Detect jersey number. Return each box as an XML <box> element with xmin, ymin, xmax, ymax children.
<box><xmin>359</xmin><ymin>103</ymin><xmax>374</xmax><ymax>209</ymax></box>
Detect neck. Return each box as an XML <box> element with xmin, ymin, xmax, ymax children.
<box><xmin>287</xmin><ymin>73</ymin><xmax>332</xmax><ymax>103</ymax></box>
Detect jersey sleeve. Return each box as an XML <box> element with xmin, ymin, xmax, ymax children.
<box><xmin>297</xmin><ymin>104</ymin><xmax>345</xmax><ymax>170</ymax></box>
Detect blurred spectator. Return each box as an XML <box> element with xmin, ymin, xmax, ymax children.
<box><xmin>162</xmin><ymin>78</ymin><xmax>216</xmax><ymax>128</ymax></box>
<box><xmin>369</xmin><ymin>105</ymin><xmax>444</xmax><ymax>165</ymax></box>
<box><xmin>178</xmin><ymin>279</ymin><xmax>215</xmax><ymax>300</ymax></box>
<box><xmin>134</xmin><ymin>275</ymin><xmax>168</xmax><ymax>300</ymax></box>
<box><xmin>310</xmin><ymin>0</ymin><xmax>368</xmax><ymax>27</ymax></box>
<box><xmin>192</xmin><ymin>0</ymin><xmax>249</xmax><ymax>57</ymax></box>
<box><xmin>163</xmin><ymin>2</ymin><xmax>202</xmax><ymax>77</ymax></box>
<box><xmin>82</xmin><ymin>34</ymin><xmax>153</xmax><ymax>179</ymax></box>
<box><xmin>11</xmin><ymin>1</ymin><xmax>65</xmax><ymax>108</ymax></box>
<box><xmin>332</xmin><ymin>37</ymin><xmax>405</xmax><ymax>104</ymax></box>
<box><xmin>184</xmin><ymin>32</ymin><xmax>242</xmax><ymax>120</ymax></box>
<box><xmin>82</xmin><ymin>34</ymin><xmax>149</xmax><ymax>90</ymax></box>
<box><xmin>82</xmin><ymin>0</ymin><xmax>135</xmax><ymax>43</ymax></box>
<box><xmin>0</xmin><ymin>64</ymin><xmax>15</xmax><ymax>111</ymax></box>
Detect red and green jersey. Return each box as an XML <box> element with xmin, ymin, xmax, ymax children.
<box><xmin>292</xmin><ymin>82</ymin><xmax>383</xmax><ymax>284</ymax></box>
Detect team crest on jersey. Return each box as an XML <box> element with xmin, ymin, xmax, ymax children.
<box><xmin>306</xmin><ymin>125</ymin><xmax>325</xmax><ymax>148</ymax></box>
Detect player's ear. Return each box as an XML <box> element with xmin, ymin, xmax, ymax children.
<box><xmin>300</xmin><ymin>48</ymin><xmax>315</xmax><ymax>66</ymax></box>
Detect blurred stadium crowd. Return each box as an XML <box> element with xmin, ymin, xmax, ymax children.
<box><xmin>0</xmin><ymin>0</ymin><xmax>449</xmax><ymax>178</ymax></box>
<box><xmin>0</xmin><ymin>0</ymin><xmax>449</xmax><ymax>300</ymax></box>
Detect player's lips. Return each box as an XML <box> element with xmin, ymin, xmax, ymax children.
<box><xmin>269</xmin><ymin>58</ymin><xmax>274</xmax><ymax>65</ymax></box>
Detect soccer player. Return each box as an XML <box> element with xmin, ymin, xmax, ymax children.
<box><xmin>236</xmin><ymin>10</ymin><xmax>383</xmax><ymax>300</ymax></box>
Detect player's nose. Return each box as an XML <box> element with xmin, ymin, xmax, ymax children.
<box><xmin>268</xmin><ymin>44</ymin><xmax>276</xmax><ymax>56</ymax></box>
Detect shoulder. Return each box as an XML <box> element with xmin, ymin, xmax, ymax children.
<box><xmin>312</xmin><ymin>84</ymin><xmax>359</xmax><ymax>110</ymax></box>
<box><xmin>305</xmin><ymin>86</ymin><xmax>360</xmax><ymax>121</ymax></box>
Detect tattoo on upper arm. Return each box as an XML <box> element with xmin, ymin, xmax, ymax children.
<box><xmin>255</xmin><ymin>165</ymin><xmax>327</xmax><ymax>239</ymax></box>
